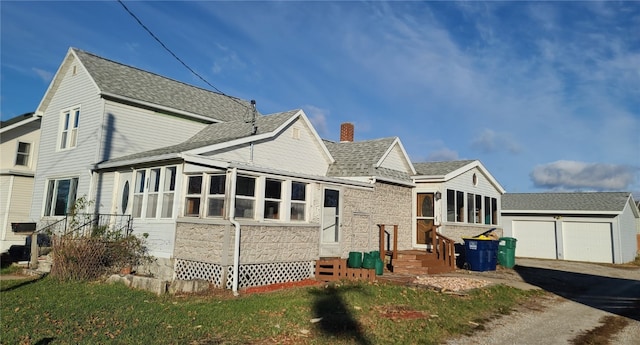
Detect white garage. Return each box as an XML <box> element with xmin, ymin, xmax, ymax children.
<box><xmin>502</xmin><ymin>192</ymin><xmax>639</xmax><ymax>264</ymax></box>
<box><xmin>511</xmin><ymin>220</ymin><xmax>557</xmax><ymax>259</ymax></box>
<box><xmin>562</xmin><ymin>221</ymin><xmax>613</xmax><ymax>263</ymax></box>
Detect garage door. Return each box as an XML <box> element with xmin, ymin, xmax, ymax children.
<box><xmin>562</xmin><ymin>222</ymin><xmax>613</xmax><ymax>263</ymax></box>
<box><xmin>512</xmin><ymin>220</ymin><xmax>557</xmax><ymax>259</ymax></box>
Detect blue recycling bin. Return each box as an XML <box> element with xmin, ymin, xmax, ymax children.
<box><xmin>463</xmin><ymin>238</ymin><xmax>499</xmax><ymax>272</ymax></box>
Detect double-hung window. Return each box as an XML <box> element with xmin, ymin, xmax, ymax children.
<box><xmin>44</xmin><ymin>178</ymin><xmax>79</xmax><ymax>216</ymax></box>
<box><xmin>264</xmin><ymin>179</ymin><xmax>282</xmax><ymax>219</ymax></box>
<box><xmin>60</xmin><ymin>107</ymin><xmax>80</xmax><ymax>150</ymax></box>
<box><xmin>133</xmin><ymin>170</ymin><xmax>146</xmax><ymax>218</ymax></box>
<box><xmin>15</xmin><ymin>142</ymin><xmax>31</xmax><ymax>166</ymax></box>
<box><xmin>146</xmin><ymin>168</ymin><xmax>161</xmax><ymax>218</ymax></box>
<box><xmin>161</xmin><ymin>167</ymin><xmax>176</xmax><ymax>218</ymax></box>
<box><xmin>207</xmin><ymin>175</ymin><xmax>226</xmax><ymax>217</ymax></box>
<box><xmin>290</xmin><ymin>182</ymin><xmax>307</xmax><ymax>221</ymax></box>
<box><xmin>185</xmin><ymin>175</ymin><xmax>203</xmax><ymax>217</ymax></box>
<box><xmin>235</xmin><ymin>176</ymin><xmax>255</xmax><ymax>219</ymax></box>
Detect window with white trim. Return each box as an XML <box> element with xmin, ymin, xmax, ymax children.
<box><xmin>290</xmin><ymin>182</ymin><xmax>307</xmax><ymax>221</ymax></box>
<box><xmin>161</xmin><ymin>167</ymin><xmax>176</xmax><ymax>218</ymax></box>
<box><xmin>264</xmin><ymin>179</ymin><xmax>282</xmax><ymax>219</ymax></box>
<box><xmin>132</xmin><ymin>166</ymin><xmax>177</xmax><ymax>219</ymax></box>
<box><xmin>15</xmin><ymin>142</ymin><xmax>31</xmax><ymax>166</ymax></box>
<box><xmin>59</xmin><ymin>107</ymin><xmax>80</xmax><ymax>150</ymax></box>
<box><xmin>44</xmin><ymin>177</ymin><xmax>78</xmax><ymax>216</ymax></box>
<box><xmin>185</xmin><ymin>175</ymin><xmax>203</xmax><ymax>217</ymax></box>
<box><xmin>235</xmin><ymin>175</ymin><xmax>255</xmax><ymax>219</ymax></box>
<box><xmin>207</xmin><ymin>174</ymin><xmax>226</xmax><ymax>217</ymax></box>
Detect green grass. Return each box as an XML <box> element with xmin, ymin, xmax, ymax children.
<box><xmin>0</xmin><ymin>263</ymin><xmax>24</xmax><ymax>275</ymax></box>
<box><xmin>1</xmin><ymin>277</ymin><xmax>542</xmax><ymax>344</ymax></box>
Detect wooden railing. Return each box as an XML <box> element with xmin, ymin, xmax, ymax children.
<box><xmin>378</xmin><ymin>224</ymin><xmax>456</xmax><ymax>271</ymax></box>
<box><xmin>429</xmin><ymin>227</ymin><xmax>456</xmax><ymax>270</ymax></box>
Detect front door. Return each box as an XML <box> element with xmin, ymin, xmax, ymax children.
<box><xmin>320</xmin><ymin>188</ymin><xmax>341</xmax><ymax>256</ymax></box>
<box><xmin>416</xmin><ymin>193</ymin><xmax>435</xmax><ymax>245</ymax></box>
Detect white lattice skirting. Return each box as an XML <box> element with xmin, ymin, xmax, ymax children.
<box><xmin>174</xmin><ymin>259</ymin><xmax>225</xmax><ymax>287</ymax></box>
<box><xmin>175</xmin><ymin>259</ymin><xmax>315</xmax><ymax>289</ymax></box>
<box><xmin>225</xmin><ymin>261</ymin><xmax>315</xmax><ymax>289</ymax></box>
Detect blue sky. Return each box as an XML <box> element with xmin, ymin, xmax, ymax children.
<box><xmin>2</xmin><ymin>1</ymin><xmax>639</xmax><ymax>197</ymax></box>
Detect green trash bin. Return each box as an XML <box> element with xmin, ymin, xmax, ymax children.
<box><xmin>497</xmin><ymin>237</ymin><xmax>517</xmax><ymax>268</ymax></box>
<box><xmin>348</xmin><ymin>252</ymin><xmax>363</xmax><ymax>268</ymax></box>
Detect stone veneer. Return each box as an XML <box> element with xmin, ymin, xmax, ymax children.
<box><xmin>340</xmin><ymin>182</ymin><xmax>412</xmax><ymax>258</ymax></box>
<box><xmin>174</xmin><ymin>219</ymin><xmax>319</xmax><ymax>265</ymax></box>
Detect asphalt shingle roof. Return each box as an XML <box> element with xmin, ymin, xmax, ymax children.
<box><xmin>323</xmin><ymin>137</ymin><xmax>411</xmax><ymax>181</ymax></box>
<box><xmin>74</xmin><ymin>48</ymin><xmax>254</xmax><ymax>122</ymax></box>
<box><xmin>412</xmin><ymin>160</ymin><xmax>476</xmax><ymax>176</ymax></box>
<box><xmin>502</xmin><ymin>192</ymin><xmax>632</xmax><ymax>213</ymax></box>
<box><xmin>104</xmin><ymin>110</ymin><xmax>298</xmax><ymax>164</ymax></box>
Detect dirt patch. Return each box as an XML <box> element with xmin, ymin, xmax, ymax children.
<box><xmin>570</xmin><ymin>315</ymin><xmax>630</xmax><ymax>345</ymax></box>
<box><xmin>373</xmin><ymin>305</ymin><xmax>431</xmax><ymax>320</ymax></box>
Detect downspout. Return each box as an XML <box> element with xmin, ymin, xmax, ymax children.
<box><xmin>228</xmin><ymin>167</ymin><xmax>241</xmax><ymax>296</ymax></box>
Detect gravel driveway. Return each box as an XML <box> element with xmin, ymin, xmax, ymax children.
<box><xmin>446</xmin><ymin>258</ymin><xmax>640</xmax><ymax>345</ymax></box>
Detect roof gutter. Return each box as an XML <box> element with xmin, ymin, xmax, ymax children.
<box><xmin>228</xmin><ymin>167</ymin><xmax>241</xmax><ymax>296</ymax></box>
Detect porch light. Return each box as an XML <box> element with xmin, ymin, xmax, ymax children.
<box><xmin>435</xmin><ymin>191</ymin><xmax>442</xmax><ymax>200</ymax></box>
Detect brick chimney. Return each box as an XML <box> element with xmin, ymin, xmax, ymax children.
<box><xmin>340</xmin><ymin>122</ymin><xmax>354</xmax><ymax>142</ymax></box>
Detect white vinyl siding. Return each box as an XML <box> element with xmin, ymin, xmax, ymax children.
<box><xmin>94</xmin><ymin>172</ymin><xmax>115</xmax><ymax>214</ymax></box>
<box><xmin>102</xmin><ymin>101</ymin><xmax>208</xmax><ymax>160</ymax></box>
<box><xmin>379</xmin><ymin>143</ymin><xmax>411</xmax><ymax>172</ymax></box>
<box><xmin>30</xmin><ymin>55</ymin><xmax>101</xmax><ymax>220</ymax></box>
<box><xmin>209</xmin><ymin>119</ymin><xmax>330</xmax><ymax>175</ymax></box>
<box><xmin>0</xmin><ymin>176</ymin><xmax>35</xmax><ymax>251</ymax></box>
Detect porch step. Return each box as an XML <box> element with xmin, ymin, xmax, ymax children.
<box><xmin>391</xmin><ymin>250</ymin><xmax>456</xmax><ymax>275</ymax></box>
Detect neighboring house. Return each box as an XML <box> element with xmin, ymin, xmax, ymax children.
<box><xmin>502</xmin><ymin>192</ymin><xmax>639</xmax><ymax>264</ymax></box>
<box><xmin>412</xmin><ymin>160</ymin><xmax>505</xmax><ymax>244</ymax></box>
<box><xmin>0</xmin><ymin>112</ymin><xmax>41</xmax><ymax>253</ymax></box>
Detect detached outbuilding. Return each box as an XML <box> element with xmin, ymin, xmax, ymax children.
<box><xmin>502</xmin><ymin>192</ymin><xmax>639</xmax><ymax>264</ymax></box>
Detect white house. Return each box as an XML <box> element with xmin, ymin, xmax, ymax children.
<box><xmin>412</xmin><ymin>160</ymin><xmax>506</xmax><ymax>244</ymax></box>
<box><xmin>502</xmin><ymin>192</ymin><xmax>639</xmax><ymax>264</ymax></box>
<box><xmin>28</xmin><ymin>48</ymin><xmax>428</xmax><ymax>289</ymax></box>
<box><xmin>0</xmin><ymin>112</ymin><xmax>41</xmax><ymax>253</ymax></box>
<box><xmin>28</xmin><ymin>47</ymin><xmax>511</xmax><ymax>289</ymax></box>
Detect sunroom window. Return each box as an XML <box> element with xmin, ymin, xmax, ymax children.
<box><xmin>132</xmin><ymin>167</ymin><xmax>177</xmax><ymax>219</ymax></box>
<box><xmin>185</xmin><ymin>175</ymin><xmax>203</xmax><ymax>217</ymax></box>
<box><xmin>290</xmin><ymin>182</ymin><xmax>307</xmax><ymax>221</ymax></box>
<box><xmin>264</xmin><ymin>179</ymin><xmax>282</xmax><ymax>219</ymax></box>
<box><xmin>235</xmin><ymin>176</ymin><xmax>255</xmax><ymax>219</ymax></box>
<box><xmin>207</xmin><ymin>175</ymin><xmax>226</xmax><ymax>217</ymax></box>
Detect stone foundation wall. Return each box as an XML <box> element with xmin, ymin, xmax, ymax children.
<box><xmin>174</xmin><ymin>220</ymin><xmax>228</xmax><ymax>264</ymax></box>
<box><xmin>238</xmin><ymin>224</ymin><xmax>319</xmax><ymax>264</ymax></box>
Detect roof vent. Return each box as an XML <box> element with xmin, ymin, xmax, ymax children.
<box><xmin>340</xmin><ymin>122</ymin><xmax>354</xmax><ymax>142</ymax></box>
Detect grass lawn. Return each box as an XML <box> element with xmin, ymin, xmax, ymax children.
<box><xmin>1</xmin><ymin>275</ymin><xmax>541</xmax><ymax>344</ymax></box>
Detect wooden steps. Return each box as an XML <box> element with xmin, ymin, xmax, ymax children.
<box><xmin>391</xmin><ymin>251</ymin><xmax>455</xmax><ymax>275</ymax></box>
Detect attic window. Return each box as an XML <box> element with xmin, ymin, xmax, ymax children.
<box><xmin>72</xmin><ymin>65</ymin><xmax>77</xmax><ymax>75</ymax></box>
<box><xmin>472</xmin><ymin>173</ymin><xmax>478</xmax><ymax>186</ymax></box>
<box><xmin>292</xmin><ymin>128</ymin><xmax>301</xmax><ymax>140</ymax></box>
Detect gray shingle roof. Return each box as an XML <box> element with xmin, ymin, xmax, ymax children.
<box><xmin>74</xmin><ymin>48</ymin><xmax>254</xmax><ymax>122</ymax></box>
<box><xmin>502</xmin><ymin>192</ymin><xmax>632</xmax><ymax>213</ymax></box>
<box><xmin>323</xmin><ymin>137</ymin><xmax>411</xmax><ymax>181</ymax></box>
<box><xmin>103</xmin><ymin>110</ymin><xmax>298</xmax><ymax>164</ymax></box>
<box><xmin>413</xmin><ymin>160</ymin><xmax>476</xmax><ymax>176</ymax></box>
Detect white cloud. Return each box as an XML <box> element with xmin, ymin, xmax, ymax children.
<box><xmin>304</xmin><ymin>105</ymin><xmax>329</xmax><ymax>136</ymax></box>
<box><xmin>470</xmin><ymin>128</ymin><xmax>521</xmax><ymax>154</ymax></box>
<box><xmin>530</xmin><ymin>160</ymin><xmax>637</xmax><ymax>191</ymax></box>
<box><xmin>31</xmin><ymin>67</ymin><xmax>53</xmax><ymax>82</ymax></box>
<box><xmin>425</xmin><ymin>148</ymin><xmax>460</xmax><ymax>162</ymax></box>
